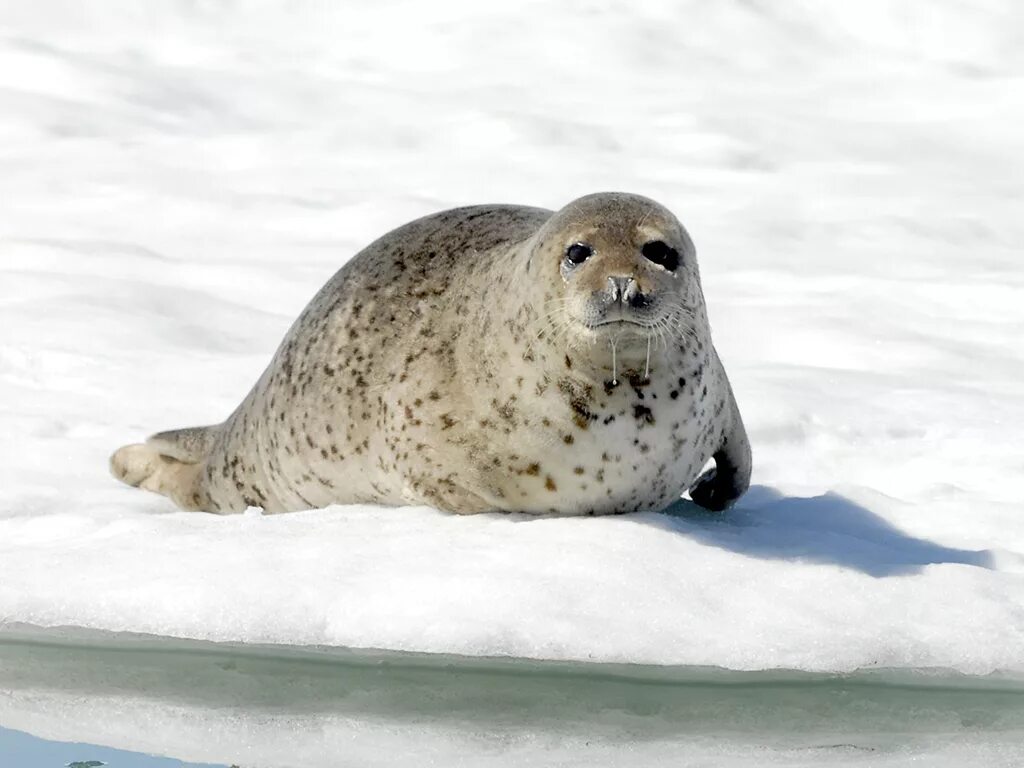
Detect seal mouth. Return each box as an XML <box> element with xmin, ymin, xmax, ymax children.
<box><xmin>587</xmin><ymin>318</ymin><xmax>652</xmax><ymax>330</ymax></box>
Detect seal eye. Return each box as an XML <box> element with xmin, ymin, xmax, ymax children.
<box><xmin>641</xmin><ymin>240</ymin><xmax>680</xmax><ymax>271</ymax></box>
<box><xmin>565</xmin><ymin>243</ymin><xmax>593</xmax><ymax>265</ymax></box>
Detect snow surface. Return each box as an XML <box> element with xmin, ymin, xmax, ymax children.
<box><xmin>1</xmin><ymin>1</ymin><xmax>1024</xmax><ymax>673</ymax></box>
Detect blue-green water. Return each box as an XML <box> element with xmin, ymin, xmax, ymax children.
<box><xmin>1</xmin><ymin>725</ymin><xmax>225</xmax><ymax>768</ymax></box>
<box><xmin>1</xmin><ymin>626</ymin><xmax>1023</xmax><ymax>767</ymax></box>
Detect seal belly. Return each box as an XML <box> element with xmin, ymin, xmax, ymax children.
<box><xmin>485</xmin><ymin>397</ymin><xmax>714</xmax><ymax>515</ymax></box>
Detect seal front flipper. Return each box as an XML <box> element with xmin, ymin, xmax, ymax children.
<box><xmin>688</xmin><ymin>387</ymin><xmax>751</xmax><ymax>512</ymax></box>
<box><xmin>110</xmin><ymin>424</ymin><xmax>221</xmax><ymax>511</ymax></box>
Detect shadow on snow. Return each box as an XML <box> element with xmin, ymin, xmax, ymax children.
<box><xmin>646</xmin><ymin>485</ymin><xmax>993</xmax><ymax>578</ymax></box>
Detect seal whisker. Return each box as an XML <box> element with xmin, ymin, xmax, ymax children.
<box><xmin>526</xmin><ymin>305</ymin><xmax>574</xmax><ymax>344</ymax></box>
<box><xmin>654</xmin><ymin>316</ymin><xmax>671</xmax><ymax>353</ymax></box>
<box><xmin>637</xmin><ymin>204</ymin><xmax>655</xmax><ymax>232</ymax></box>
<box><xmin>664</xmin><ymin>306</ymin><xmax>702</xmax><ymax>344</ymax></box>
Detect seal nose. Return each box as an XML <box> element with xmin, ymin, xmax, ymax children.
<box><xmin>608</xmin><ymin>275</ymin><xmax>650</xmax><ymax>308</ymax></box>
<box><xmin>607</xmin><ymin>275</ymin><xmax>637</xmax><ymax>304</ymax></box>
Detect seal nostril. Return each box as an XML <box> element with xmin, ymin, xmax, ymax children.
<box><xmin>608</xmin><ymin>276</ymin><xmax>634</xmax><ymax>303</ymax></box>
<box><xmin>628</xmin><ymin>290</ymin><xmax>649</xmax><ymax>309</ymax></box>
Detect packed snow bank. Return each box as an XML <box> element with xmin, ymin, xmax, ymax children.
<box><xmin>0</xmin><ymin>487</ymin><xmax>1020</xmax><ymax>673</ymax></box>
<box><xmin>2</xmin><ymin>0</ymin><xmax>1023</xmax><ymax>673</ymax></box>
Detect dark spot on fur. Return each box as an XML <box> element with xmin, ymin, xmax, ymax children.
<box><xmin>494</xmin><ymin>398</ymin><xmax>517</xmax><ymax>422</ymax></box>
<box><xmin>633</xmin><ymin>404</ymin><xmax>655</xmax><ymax>425</ymax></box>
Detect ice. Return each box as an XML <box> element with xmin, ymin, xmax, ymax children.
<box><xmin>2</xmin><ymin>635</ymin><xmax>1023</xmax><ymax>767</ymax></box>
<box><xmin>1</xmin><ymin>1</ymin><xmax>1023</xmax><ymax>674</ymax></box>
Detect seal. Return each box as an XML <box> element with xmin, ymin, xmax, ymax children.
<box><xmin>110</xmin><ymin>192</ymin><xmax>751</xmax><ymax>515</ymax></box>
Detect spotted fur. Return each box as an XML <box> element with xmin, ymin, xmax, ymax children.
<box><xmin>110</xmin><ymin>193</ymin><xmax>751</xmax><ymax>515</ymax></box>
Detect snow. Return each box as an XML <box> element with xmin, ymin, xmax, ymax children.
<box><xmin>2</xmin><ymin>1</ymin><xmax>1024</xmax><ymax>674</ymax></box>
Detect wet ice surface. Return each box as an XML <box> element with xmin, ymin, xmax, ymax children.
<box><xmin>1</xmin><ymin>631</ymin><xmax>1023</xmax><ymax>768</ymax></box>
<box><xmin>2</xmin><ymin>0</ymin><xmax>1024</xmax><ymax>678</ymax></box>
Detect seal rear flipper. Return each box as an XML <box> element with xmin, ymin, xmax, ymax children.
<box><xmin>146</xmin><ymin>424</ymin><xmax>220</xmax><ymax>463</ymax></box>
<box><xmin>109</xmin><ymin>424</ymin><xmax>222</xmax><ymax>511</ymax></box>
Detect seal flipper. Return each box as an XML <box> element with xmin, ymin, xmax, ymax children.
<box><xmin>688</xmin><ymin>389</ymin><xmax>751</xmax><ymax>512</ymax></box>
<box><xmin>109</xmin><ymin>424</ymin><xmax>222</xmax><ymax>511</ymax></box>
<box><xmin>147</xmin><ymin>425</ymin><xmax>219</xmax><ymax>463</ymax></box>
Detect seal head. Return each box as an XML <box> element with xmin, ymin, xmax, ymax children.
<box><xmin>527</xmin><ymin>193</ymin><xmax>705</xmax><ymax>385</ymax></box>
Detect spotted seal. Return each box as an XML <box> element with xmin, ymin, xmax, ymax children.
<box><xmin>111</xmin><ymin>192</ymin><xmax>751</xmax><ymax>515</ymax></box>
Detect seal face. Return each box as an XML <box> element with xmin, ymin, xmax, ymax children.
<box><xmin>111</xmin><ymin>192</ymin><xmax>751</xmax><ymax>515</ymax></box>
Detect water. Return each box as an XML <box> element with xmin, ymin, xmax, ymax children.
<box><xmin>1</xmin><ymin>726</ymin><xmax>226</xmax><ymax>768</ymax></box>
<box><xmin>1</xmin><ymin>626</ymin><xmax>1023</xmax><ymax>767</ymax></box>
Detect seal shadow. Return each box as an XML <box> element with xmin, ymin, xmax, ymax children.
<box><xmin>642</xmin><ymin>485</ymin><xmax>994</xmax><ymax>578</ymax></box>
